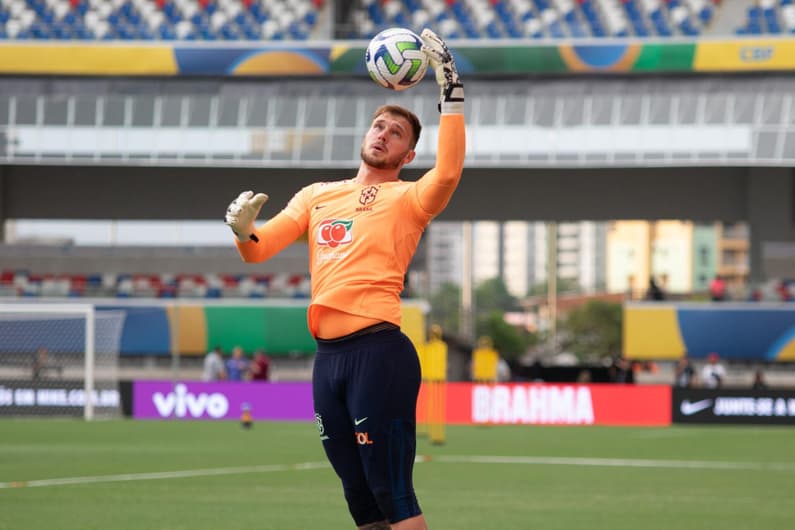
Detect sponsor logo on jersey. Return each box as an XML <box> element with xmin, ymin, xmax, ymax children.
<box><xmin>355</xmin><ymin>432</ymin><xmax>374</xmax><ymax>445</ymax></box>
<box><xmin>317</xmin><ymin>219</ymin><xmax>353</xmax><ymax>248</ymax></box>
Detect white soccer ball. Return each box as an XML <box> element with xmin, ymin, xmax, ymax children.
<box><xmin>365</xmin><ymin>27</ymin><xmax>429</xmax><ymax>91</ymax></box>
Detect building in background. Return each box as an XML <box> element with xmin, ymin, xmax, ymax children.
<box><xmin>427</xmin><ymin>221</ymin><xmax>607</xmax><ymax>299</ymax></box>
<box><xmin>607</xmin><ymin>221</ymin><xmax>748</xmax><ymax>298</ymax></box>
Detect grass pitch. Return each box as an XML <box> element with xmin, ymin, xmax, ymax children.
<box><xmin>1</xmin><ymin>419</ymin><xmax>794</xmax><ymax>530</ymax></box>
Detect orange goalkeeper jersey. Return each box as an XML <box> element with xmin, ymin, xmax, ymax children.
<box><xmin>235</xmin><ymin>114</ymin><xmax>465</xmax><ymax>338</ymax></box>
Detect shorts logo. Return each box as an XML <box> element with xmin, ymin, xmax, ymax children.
<box><xmin>317</xmin><ymin>219</ymin><xmax>353</xmax><ymax>248</ymax></box>
<box><xmin>315</xmin><ymin>413</ymin><xmax>329</xmax><ymax>441</ymax></box>
<box><xmin>359</xmin><ymin>186</ymin><xmax>379</xmax><ymax>206</ymax></box>
<box><xmin>355</xmin><ymin>432</ymin><xmax>373</xmax><ymax>445</ymax></box>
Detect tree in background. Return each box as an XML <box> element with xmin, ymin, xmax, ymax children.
<box><xmin>429</xmin><ymin>282</ymin><xmax>461</xmax><ymax>336</ymax></box>
<box><xmin>475</xmin><ymin>278</ymin><xmax>535</xmax><ymax>361</ymax></box>
<box><xmin>558</xmin><ymin>299</ymin><xmax>623</xmax><ymax>362</ymax></box>
<box><xmin>476</xmin><ymin>310</ymin><xmax>535</xmax><ymax>361</ymax></box>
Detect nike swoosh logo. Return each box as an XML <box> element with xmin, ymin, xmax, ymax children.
<box><xmin>680</xmin><ymin>399</ymin><xmax>713</xmax><ymax>416</ymax></box>
<box><xmin>354</xmin><ymin>417</ymin><xmax>368</xmax><ymax>426</ymax></box>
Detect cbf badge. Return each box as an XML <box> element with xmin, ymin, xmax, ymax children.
<box><xmin>315</xmin><ymin>413</ymin><xmax>329</xmax><ymax>440</ymax></box>
<box><xmin>359</xmin><ymin>186</ymin><xmax>378</xmax><ymax>205</ymax></box>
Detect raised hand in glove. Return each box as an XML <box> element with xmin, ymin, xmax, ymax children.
<box><xmin>225</xmin><ymin>190</ymin><xmax>268</xmax><ymax>243</ymax></box>
<box><xmin>420</xmin><ymin>28</ymin><xmax>464</xmax><ymax>114</ymax></box>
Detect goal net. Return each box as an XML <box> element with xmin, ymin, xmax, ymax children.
<box><xmin>0</xmin><ymin>303</ymin><xmax>126</xmax><ymax>420</ymax></box>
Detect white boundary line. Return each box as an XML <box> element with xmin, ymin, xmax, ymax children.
<box><xmin>3</xmin><ymin>455</ymin><xmax>793</xmax><ymax>490</ymax></box>
<box><xmin>0</xmin><ymin>461</ymin><xmax>330</xmax><ymax>490</ymax></box>
<box><xmin>418</xmin><ymin>455</ymin><xmax>795</xmax><ymax>472</ymax></box>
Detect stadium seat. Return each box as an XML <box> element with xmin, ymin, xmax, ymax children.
<box><xmin>0</xmin><ymin>0</ymin><xmax>326</xmax><ymax>40</ymax></box>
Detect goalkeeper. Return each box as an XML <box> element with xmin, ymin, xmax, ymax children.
<box><xmin>225</xmin><ymin>29</ymin><xmax>464</xmax><ymax>530</ymax></box>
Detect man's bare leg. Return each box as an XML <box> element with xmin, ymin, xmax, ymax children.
<box><xmin>358</xmin><ymin>514</ymin><xmax>427</xmax><ymax>529</ymax></box>
<box><xmin>359</xmin><ymin>522</ymin><xmax>389</xmax><ymax>530</ymax></box>
<box><xmin>391</xmin><ymin>514</ymin><xmax>428</xmax><ymax>530</ymax></box>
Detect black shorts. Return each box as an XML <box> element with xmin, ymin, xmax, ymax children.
<box><xmin>312</xmin><ymin>326</ymin><xmax>422</xmax><ymax>526</ymax></box>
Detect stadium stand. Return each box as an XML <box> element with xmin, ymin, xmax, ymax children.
<box><xmin>4</xmin><ymin>0</ymin><xmax>794</xmax><ymax>40</ymax></box>
<box><xmin>0</xmin><ymin>0</ymin><xmax>327</xmax><ymax>40</ymax></box>
<box><xmin>0</xmin><ymin>268</ymin><xmax>312</xmax><ymax>298</ymax></box>
<box><xmin>345</xmin><ymin>0</ymin><xmax>724</xmax><ymax>39</ymax></box>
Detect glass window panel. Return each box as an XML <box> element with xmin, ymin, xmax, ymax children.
<box><xmin>504</xmin><ymin>97</ymin><xmax>526</xmax><ymax>125</ymax></box>
<box><xmin>246</xmin><ymin>97</ymin><xmax>269</xmax><ymax>126</ymax></box>
<box><xmin>102</xmin><ymin>97</ymin><xmax>126</xmax><ymax>126</ymax></box>
<box><xmin>275</xmin><ymin>99</ymin><xmax>298</xmax><ymax>127</ymax></box>
<box><xmin>43</xmin><ymin>97</ymin><xmax>69</xmax><ymax>125</ymax></box>
<box><xmin>783</xmin><ymin>132</ymin><xmax>795</xmax><ymax>160</ymax></box>
<box><xmin>676</xmin><ymin>95</ymin><xmax>698</xmax><ymax>125</ymax></box>
<box><xmin>131</xmin><ymin>96</ymin><xmax>155</xmax><ymax>127</ymax></box>
<box><xmin>305</xmin><ymin>99</ymin><xmax>328</xmax><ymax>127</ymax></box>
<box><xmin>761</xmin><ymin>94</ymin><xmax>783</xmax><ymax>125</ymax></box>
<box><xmin>161</xmin><ymin>97</ymin><xmax>183</xmax><ymax>127</ymax></box>
<box><xmin>74</xmin><ymin>97</ymin><xmax>97</xmax><ymax>126</ymax></box>
<box><xmin>619</xmin><ymin>96</ymin><xmax>641</xmax><ymax>125</ymax></box>
<box><xmin>731</xmin><ymin>94</ymin><xmax>755</xmax><ymax>124</ymax></box>
<box><xmin>333</xmin><ymin>98</ymin><xmax>357</xmax><ymax>127</ymax></box>
<box><xmin>590</xmin><ymin>96</ymin><xmax>613</xmax><ymax>125</ymax></box>
<box><xmin>15</xmin><ymin>96</ymin><xmax>38</xmax><ymax>125</ymax></box>
<box><xmin>187</xmin><ymin>96</ymin><xmax>211</xmax><ymax>127</ymax></box>
<box><xmin>561</xmin><ymin>97</ymin><xmax>584</xmax><ymax>127</ymax></box>
<box><xmin>532</xmin><ymin>97</ymin><xmax>555</xmax><ymax>126</ymax></box>
<box><xmin>298</xmin><ymin>133</ymin><xmax>325</xmax><ymax>161</ymax></box>
<box><xmin>648</xmin><ymin>95</ymin><xmax>671</xmax><ymax>125</ymax></box>
<box><xmin>477</xmin><ymin>96</ymin><xmax>498</xmax><ymax>125</ymax></box>
<box><xmin>0</xmin><ymin>96</ymin><xmax>10</xmax><ymax>125</ymax></box>
<box><xmin>217</xmin><ymin>97</ymin><xmax>241</xmax><ymax>126</ymax></box>
<box><xmin>755</xmin><ymin>131</ymin><xmax>778</xmax><ymax>159</ymax></box>
<box><xmin>331</xmin><ymin>134</ymin><xmax>355</xmax><ymax>161</ymax></box>
<box><xmin>704</xmin><ymin>94</ymin><xmax>728</xmax><ymax>125</ymax></box>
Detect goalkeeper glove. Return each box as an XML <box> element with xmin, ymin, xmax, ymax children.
<box><xmin>420</xmin><ymin>28</ymin><xmax>464</xmax><ymax>115</ymax></box>
<box><xmin>225</xmin><ymin>190</ymin><xmax>268</xmax><ymax>243</ymax></box>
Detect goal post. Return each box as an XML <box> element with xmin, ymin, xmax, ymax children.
<box><xmin>0</xmin><ymin>303</ymin><xmax>126</xmax><ymax>420</ymax></box>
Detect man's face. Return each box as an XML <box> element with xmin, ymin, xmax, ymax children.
<box><xmin>360</xmin><ymin>112</ymin><xmax>415</xmax><ymax>170</ymax></box>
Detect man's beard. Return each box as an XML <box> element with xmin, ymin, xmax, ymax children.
<box><xmin>360</xmin><ymin>146</ymin><xmax>409</xmax><ymax>170</ymax></box>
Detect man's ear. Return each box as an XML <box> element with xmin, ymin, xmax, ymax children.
<box><xmin>404</xmin><ymin>149</ymin><xmax>416</xmax><ymax>165</ymax></box>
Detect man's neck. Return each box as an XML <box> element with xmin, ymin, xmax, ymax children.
<box><xmin>353</xmin><ymin>163</ymin><xmax>401</xmax><ymax>185</ymax></box>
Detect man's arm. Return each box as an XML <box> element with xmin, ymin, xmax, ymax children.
<box><xmin>415</xmin><ymin>29</ymin><xmax>466</xmax><ymax>217</ymax></box>
<box><xmin>225</xmin><ymin>191</ymin><xmax>305</xmax><ymax>263</ymax></box>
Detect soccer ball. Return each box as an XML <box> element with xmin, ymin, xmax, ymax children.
<box><xmin>365</xmin><ymin>27</ymin><xmax>429</xmax><ymax>91</ymax></box>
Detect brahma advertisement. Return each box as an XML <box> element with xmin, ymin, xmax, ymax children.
<box><xmin>425</xmin><ymin>383</ymin><xmax>671</xmax><ymax>427</ymax></box>
<box><xmin>133</xmin><ymin>381</ymin><xmax>671</xmax><ymax>426</ymax></box>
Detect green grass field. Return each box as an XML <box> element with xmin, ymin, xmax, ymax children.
<box><xmin>2</xmin><ymin>419</ymin><xmax>794</xmax><ymax>530</ymax></box>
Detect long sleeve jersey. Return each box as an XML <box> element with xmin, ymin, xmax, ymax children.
<box><xmin>235</xmin><ymin>113</ymin><xmax>466</xmax><ymax>337</ymax></box>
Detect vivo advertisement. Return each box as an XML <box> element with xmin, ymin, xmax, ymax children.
<box><xmin>133</xmin><ymin>381</ymin><xmax>314</xmax><ymax>421</ymax></box>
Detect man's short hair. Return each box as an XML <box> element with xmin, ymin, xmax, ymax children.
<box><xmin>372</xmin><ymin>104</ymin><xmax>422</xmax><ymax>149</ymax></box>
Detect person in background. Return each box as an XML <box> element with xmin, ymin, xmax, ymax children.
<box><xmin>226</xmin><ymin>345</ymin><xmax>250</xmax><ymax>381</ymax></box>
<box><xmin>751</xmin><ymin>369</ymin><xmax>768</xmax><ymax>390</ymax></box>
<box><xmin>674</xmin><ymin>353</ymin><xmax>695</xmax><ymax>388</ymax></box>
<box><xmin>700</xmin><ymin>352</ymin><xmax>726</xmax><ymax>388</ymax></box>
<box><xmin>202</xmin><ymin>345</ymin><xmax>226</xmax><ymax>381</ymax></box>
<box><xmin>709</xmin><ymin>275</ymin><xmax>727</xmax><ymax>301</ymax></box>
<box><xmin>250</xmin><ymin>349</ymin><xmax>271</xmax><ymax>382</ymax></box>
<box><xmin>31</xmin><ymin>346</ymin><xmax>62</xmax><ymax>381</ymax></box>
<box><xmin>609</xmin><ymin>354</ymin><xmax>635</xmax><ymax>384</ymax></box>
<box><xmin>646</xmin><ymin>277</ymin><xmax>665</xmax><ymax>301</ymax></box>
